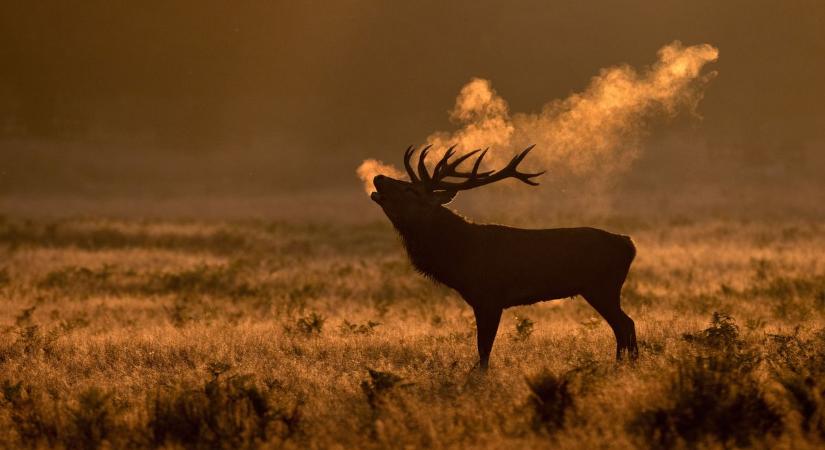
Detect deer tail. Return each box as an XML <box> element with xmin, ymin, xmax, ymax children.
<box><xmin>622</xmin><ymin>235</ymin><xmax>637</xmax><ymax>265</ymax></box>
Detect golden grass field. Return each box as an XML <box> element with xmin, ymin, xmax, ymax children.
<box><xmin>1</xmin><ymin>214</ymin><xmax>825</xmax><ymax>449</ymax></box>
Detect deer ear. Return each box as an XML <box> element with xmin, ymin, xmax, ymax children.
<box><xmin>431</xmin><ymin>190</ymin><xmax>457</xmax><ymax>205</ymax></box>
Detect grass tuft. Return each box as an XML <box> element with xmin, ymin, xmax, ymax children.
<box><xmin>632</xmin><ymin>351</ymin><xmax>782</xmax><ymax>448</ymax></box>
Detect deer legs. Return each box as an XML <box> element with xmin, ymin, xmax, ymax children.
<box><xmin>473</xmin><ymin>307</ymin><xmax>502</xmax><ymax>370</ymax></box>
<box><xmin>608</xmin><ymin>309</ymin><xmax>638</xmax><ymax>360</ymax></box>
<box><xmin>583</xmin><ymin>288</ymin><xmax>638</xmax><ymax>360</ymax></box>
<box><xmin>471</xmin><ymin>293</ymin><xmax>637</xmax><ymax>369</ymax></box>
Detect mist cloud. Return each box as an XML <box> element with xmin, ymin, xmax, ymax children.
<box><xmin>356</xmin><ymin>159</ymin><xmax>405</xmax><ymax>194</ymax></box>
<box><xmin>358</xmin><ymin>41</ymin><xmax>718</xmax><ymax>193</ymax></box>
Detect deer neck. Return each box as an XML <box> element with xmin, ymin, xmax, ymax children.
<box><xmin>394</xmin><ymin>207</ymin><xmax>472</xmax><ymax>285</ymax></box>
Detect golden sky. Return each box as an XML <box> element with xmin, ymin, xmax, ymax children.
<box><xmin>1</xmin><ymin>1</ymin><xmax>823</xmax><ymax>192</ymax></box>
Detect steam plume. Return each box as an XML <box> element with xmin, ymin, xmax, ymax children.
<box><xmin>356</xmin><ymin>159</ymin><xmax>405</xmax><ymax>193</ymax></box>
<box><xmin>357</xmin><ymin>41</ymin><xmax>718</xmax><ymax>193</ymax></box>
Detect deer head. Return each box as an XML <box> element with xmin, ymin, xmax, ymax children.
<box><xmin>370</xmin><ymin>145</ymin><xmax>544</xmax><ymax>224</ymax></box>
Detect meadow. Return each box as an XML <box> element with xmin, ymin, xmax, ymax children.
<box><xmin>1</xmin><ymin>214</ymin><xmax>825</xmax><ymax>449</ymax></box>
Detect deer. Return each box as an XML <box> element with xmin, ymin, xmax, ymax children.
<box><xmin>369</xmin><ymin>144</ymin><xmax>638</xmax><ymax>370</ymax></box>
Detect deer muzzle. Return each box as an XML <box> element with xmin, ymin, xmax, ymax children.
<box><xmin>370</xmin><ymin>175</ymin><xmax>386</xmax><ymax>203</ymax></box>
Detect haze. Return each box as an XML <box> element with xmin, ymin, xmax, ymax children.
<box><xmin>1</xmin><ymin>1</ymin><xmax>823</xmax><ymax>220</ymax></box>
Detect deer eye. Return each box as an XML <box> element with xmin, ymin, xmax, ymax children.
<box><xmin>404</xmin><ymin>186</ymin><xmax>421</xmax><ymax>196</ymax></box>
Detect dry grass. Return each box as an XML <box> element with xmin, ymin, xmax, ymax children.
<box><xmin>1</xmin><ymin>215</ymin><xmax>825</xmax><ymax>449</ymax></box>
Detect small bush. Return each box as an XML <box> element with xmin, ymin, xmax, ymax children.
<box><xmin>1</xmin><ymin>380</ymin><xmax>61</xmax><ymax>447</ymax></box>
<box><xmin>294</xmin><ymin>312</ymin><xmax>325</xmax><ymax>335</ymax></box>
<box><xmin>512</xmin><ymin>315</ymin><xmax>535</xmax><ymax>341</ymax></box>
<box><xmin>777</xmin><ymin>373</ymin><xmax>825</xmax><ymax>439</ymax></box>
<box><xmin>769</xmin><ymin>330</ymin><xmax>825</xmax><ymax>439</ymax></box>
<box><xmin>148</xmin><ymin>374</ymin><xmax>300</xmax><ymax>449</ymax></box>
<box><xmin>358</xmin><ymin>368</ymin><xmax>411</xmax><ymax>439</ymax></box>
<box><xmin>683</xmin><ymin>312</ymin><xmax>742</xmax><ymax>350</ymax></box>
<box><xmin>340</xmin><ymin>320</ymin><xmax>380</xmax><ymax>335</ymax></box>
<box><xmin>66</xmin><ymin>387</ymin><xmax>122</xmax><ymax>450</ymax></box>
<box><xmin>360</xmin><ymin>368</ymin><xmax>405</xmax><ymax>411</ymax></box>
<box><xmin>632</xmin><ymin>354</ymin><xmax>783</xmax><ymax>448</ymax></box>
<box><xmin>526</xmin><ymin>369</ymin><xmax>577</xmax><ymax>433</ymax></box>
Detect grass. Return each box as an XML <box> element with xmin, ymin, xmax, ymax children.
<box><xmin>1</xmin><ymin>216</ymin><xmax>825</xmax><ymax>448</ymax></box>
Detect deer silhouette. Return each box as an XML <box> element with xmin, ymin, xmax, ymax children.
<box><xmin>370</xmin><ymin>145</ymin><xmax>638</xmax><ymax>369</ymax></box>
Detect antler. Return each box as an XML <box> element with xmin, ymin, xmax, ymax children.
<box><xmin>406</xmin><ymin>145</ymin><xmax>544</xmax><ymax>192</ymax></box>
<box><xmin>403</xmin><ymin>146</ymin><xmax>419</xmax><ymax>183</ymax></box>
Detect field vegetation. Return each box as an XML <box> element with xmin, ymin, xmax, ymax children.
<box><xmin>1</xmin><ymin>215</ymin><xmax>825</xmax><ymax>448</ymax></box>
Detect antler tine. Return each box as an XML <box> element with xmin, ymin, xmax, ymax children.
<box><xmin>503</xmin><ymin>145</ymin><xmax>544</xmax><ymax>185</ymax></box>
<box><xmin>510</xmin><ymin>144</ymin><xmax>536</xmax><ymax>168</ymax></box>
<box><xmin>466</xmin><ymin>148</ymin><xmax>493</xmax><ymax>178</ymax></box>
<box><xmin>443</xmin><ymin>148</ymin><xmax>483</xmax><ymax>176</ymax></box>
<box><xmin>403</xmin><ymin>146</ymin><xmax>420</xmax><ymax>183</ymax></box>
<box><xmin>428</xmin><ymin>145</ymin><xmax>545</xmax><ymax>192</ymax></box>
<box><xmin>514</xmin><ymin>170</ymin><xmax>546</xmax><ymax>186</ymax></box>
<box><xmin>432</xmin><ymin>148</ymin><xmax>495</xmax><ymax>181</ymax></box>
<box><xmin>417</xmin><ymin>145</ymin><xmax>433</xmax><ymax>184</ymax></box>
<box><xmin>507</xmin><ymin>146</ymin><xmax>545</xmax><ymax>185</ymax></box>
<box><xmin>432</xmin><ymin>145</ymin><xmax>457</xmax><ymax>179</ymax></box>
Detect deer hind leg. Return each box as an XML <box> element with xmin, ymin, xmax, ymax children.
<box><xmin>583</xmin><ymin>288</ymin><xmax>637</xmax><ymax>360</ymax></box>
<box><xmin>472</xmin><ymin>307</ymin><xmax>502</xmax><ymax>370</ymax></box>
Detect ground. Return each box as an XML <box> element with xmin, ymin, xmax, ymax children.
<box><xmin>1</xmin><ymin>215</ymin><xmax>824</xmax><ymax>449</ymax></box>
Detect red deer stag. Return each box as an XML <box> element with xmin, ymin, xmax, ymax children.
<box><xmin>370</xmin><ymin>145</ymin><xmax>638</xmax><ymax>369</ymax></box>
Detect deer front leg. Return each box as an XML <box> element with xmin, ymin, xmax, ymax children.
<box><xmin>473</xmin><ymin>306</ymin><xmax>502</xmax><ymax>370</ymax></box>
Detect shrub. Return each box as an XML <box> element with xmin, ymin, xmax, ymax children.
<box><xmin>1</xmin><ymin>380</ymin><xmax>61</xmax><ymax>447</ymax></box>
<box><xmin>769</xmin><ymin>329</ymin><xmax>825</xmax><ymax>439</ymax></box>
<box><xmin>148</xmin><ymin>374</ymin><xmax>300</xmax><ymax>449</ymax></box>
<box><xmin>294</xmin><ymin>312</ymin><xmax>325</xmax><ymax>335</ymax></box>
<box><xmin>682</xmin><ymin>311</ymin><xmax>743</xmax><ymax>351</ymax></box>
<box><xmin>360</xmin><ymin>368</ymin><xmax>405</xmax><ymax>411</ymax></box>
<box><xmin>631</xmin><ymin>354</ymin><xmax>782</xmax><ymax>448</ymax></box>
<box><xmin>340</xmin><ymin>320</ymin><xmax>380</xmax><ymax>335</ymax></box>
<box><xmin>777</xmin><ymin>373</ymin><xmax>825</xmax><ymax>439</ymax></box>
<box><xmin>512</xmin><ymin>314</ymin><xmax>535</xmax><ymax>341</ymax></box>
<box><xmin>526</xmin><ymin>369</ymin><xmax>576</xmax><ymax>433</ymax></box>
<box><xmin>66</xmin><ymin>387</ymin><xmax>122</xmax><ymax>450</ymax></box>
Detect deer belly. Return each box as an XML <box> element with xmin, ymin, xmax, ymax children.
<box><xmin>504</xmin><ymin>287</ymin><xmax>580</xmax><ymax>307</ymax></box>
<box><xmin>497</xmin><ymin>267</ymin><xmax>587</xmax><ymax>307</ymax></box>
